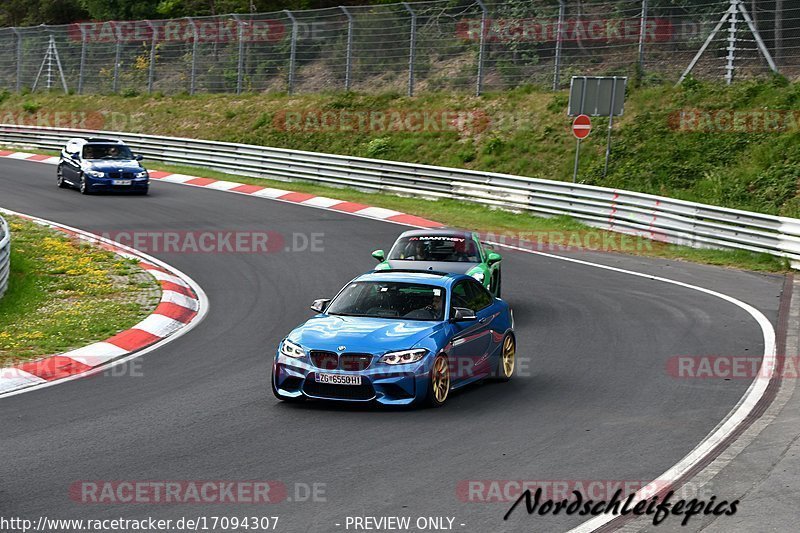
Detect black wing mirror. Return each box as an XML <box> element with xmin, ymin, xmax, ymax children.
<box><xmin>310</xmin><ymin>298</ymin><xmax>331</xmax><ymax>313</ymax></box>
<box><xmin>71</xmin><ymin>152</ymin><xmax>80</xmax><ymax>160</ymax></box>
<box><xmin>451</xmin><ymin>307</ymin><xmax>477</xmax><ymax>322</ymax></box>
<box><xmin>135</xmin><ymin>154</ymin><xmax>144</xmax><ymax>161</ymax></box>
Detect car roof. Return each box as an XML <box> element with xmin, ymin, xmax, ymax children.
<box><xmin>354</xmin><ymin>270</ymin><xmax>466</xmax><ymax>287</ymax></box>
<box><xmin>66</xmin><ymin>137</ymin><xmax>127</xmax><ymax>146</ymax></box>
<box><xmin>396</xmin><ymin>228</ymin><xmax>475</xmax><ymax>240</ymax></box>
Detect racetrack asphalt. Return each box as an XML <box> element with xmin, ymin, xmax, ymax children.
<box><xmin>0</xmin><ymin>157</ymin><xmax>786</xmax><ymax>532</ymax></box>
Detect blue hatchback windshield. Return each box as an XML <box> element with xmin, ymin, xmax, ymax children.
<box><xmin>389</xmin><ymin>235</ymin><xmax>479</xmax><ymax>262</ymax></box>
<box><xmin>327</xmin><ymin>281</ymin><xmax>445</xmax><ymax>321</ymax></box>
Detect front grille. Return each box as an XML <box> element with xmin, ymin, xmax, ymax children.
<box><xmin>107</xmin><ymin>171</ymin><xmax>134</xmax><ymax>180</ymax></box>
<box><xmin>303</xmin><ymin>375</ymin><xmax>375</xmax><ymax>401</ymax></box>
<box><xmin>310</xmin><ymin>351</ymin><xmax>339</xmax><ymax>370</ymax></box>
<box><xmin>340</xmin><ymin>353</ymin><xmax>372</xmax><ymax>371</ymax></box>
<box><xmin>310</xmin><ymin>351</ymin><xmax>373</xmax><ymax>370</ymax></box>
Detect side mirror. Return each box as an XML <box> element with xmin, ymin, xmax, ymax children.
<box><xmin>451</xmin><ymin>307</ymin><xmax>477</xmax><ymax>322</ymax></box>
<box><xmin>135</xmin><ymin>154</ymin><xmax>144</xmax><ymax>161</ymax></box>
<box><xmin>310</xmin><ymin>298</ymin><xmax>331</xmax><ymax>313</ymax></box>
<box><xmin>487</xmin><ymin>251</ymin><xmax>502</xmax><ymax>265</ymax></box>
<box><xmin>70</xmin><ymin>152</ymin><xmax>80</xmax><ymax>160</ymax></box>
<box><xmin>371</xmin><ymin>249</ymin><xmax>385</xmax><ymax>262</ymax></box>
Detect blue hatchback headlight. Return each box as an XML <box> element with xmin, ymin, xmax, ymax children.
<box><xmin>135</xmin><ymin>170</ymin><xmax>148</xmax><ymax>179</ymax></box>
<box><xmin>280</xmin><ymin>339</ymin><xmax>306</xmax><ymax>359</ymax></box>
<box><xmin>379</xmin><ymin>348</ymin><xmax>427</xmax><ymax>365</ymax></box>
<box><xmin>86</xmin><ymin>170</ymin><xmax>105</xmax><ymax>178</ymax></box>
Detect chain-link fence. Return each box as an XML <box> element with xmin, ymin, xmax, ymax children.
<box><xmin>0</xmin><ymin>0</ymin><xmax>797</xmax><ymax>96</ymax></box>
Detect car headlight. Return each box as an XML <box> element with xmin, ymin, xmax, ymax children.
<box><xmin>134</xmin><ymin>170</ymin><xmax>148</xmax><ymax>179</ymax></box>
<box><xmin>280</xmin><ymin>339</ymin><xmax>306</xmax><ymax>359</ymax></box>
<box><xmin>379</xmin><ymin>348</ymin><xmax>427</xmax><ymax>365</ymax></box>
<box><xmin>86</xmin><ymin>170</ymin><xmax>105</xmax><ymax>178</ymax></box>
<box><xmin>471</xmin><ymin>271</ymin><xmax>485</xmax><ymax>283</ymax></box>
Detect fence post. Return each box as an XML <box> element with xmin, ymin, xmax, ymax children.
<box><xmin>187</xmin><ymin>17</ymin><xmax>198</xmax><ymax>94</ymax></box>
<box><xmin>78</xmin><ymin>24</ymin><xmax>87</xmax><ymax>94</ymax></box>
<box><xmin>638</xmin><ymin>0</ymin><xmax>648</xmax><ymax>72</ymax></box>
<box><xmin>475</xmin><ymin>0</ymin><xmax>487</xmax><ymax>96</ymax></box>
<box><xmin>112</xmin><ymin>22</ymin><xmax>121</xmax><ymax>93</ymax></box>
<box><xmin>233</xmin><ymin>14</ymin><xmax>245</xmax><ymax>94</ymax></box>
<box><xmin>402</xmin><ymin>2</ymin><xmax>417</xmax><ymax>97</ymax></box>
<box><xmin>340</xmin><ymin>6</ymin><xmax>354</xmax><ymax>91</ymax></box>
<box><xmin>146</xmin><ymin>21</ymin><xmax>156</xmax><ymax>94</ymax></box>
<box><xmin>284</xmin><ymin>10</ymin><xmax>298</xmax><ymax>95</ymax></box>
<box><xmin>12</xmin><ymin>28</ymin><xmax>22</xmax><ymax>92</ymax></box>
<box><xmin>553</xmin><ymin>1</ymin><xmax>565</xmax><ymax>91</ymax></box>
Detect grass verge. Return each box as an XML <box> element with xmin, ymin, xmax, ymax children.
<box><xmin>0</xmin><ymin>215</ymin><xmax>161</xmax><ymax>366</ymax></box>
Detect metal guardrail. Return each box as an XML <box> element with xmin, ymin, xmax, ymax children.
<box><xmin>0</xmin><ymin>215</ymin><xmax>10</xmax><ymax>300</ymax></box>
<box><xmin>2</xmin><ymin>124</ymin><xmax>800</xmax><ymax>268</ymax></box>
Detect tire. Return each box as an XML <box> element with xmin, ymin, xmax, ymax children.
<box><xmin>494</xmin><ymin>270</ymin><xmax>502</xmax><ymax>298</ymax></box>
<box><xmin>425</xmin><ymin>353</ymin><xmax>451</xmax><ymax>408</ymax></box>
<box><xmin>136</xmin><ymin>187</ymin><xmax>149</xmax><ymax>196</ymax></box>
<box><xmin>79</xmin><ymin>174</ymin><xmax>91</xmax><ymax>195</ymax></box>
<box><xmin>56</xmin><ymin>165</ymin><xmax>68</xmax><ymax>188</ymax></box>
<box><xmin>271</xmin><ymin>366</ymin><xmax>305</xmax><ymax>403</ymax></box>
<box><xmin>494</xmin><ymin>334</ymin><xmax>515</xmax><ymax>382</ymax></box>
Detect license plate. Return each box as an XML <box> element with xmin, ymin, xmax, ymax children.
<box><xmin>315</xmin><ymin>373</ymin><xmax>361</xmax><ymax>386</ymax></box>
<box><xmin>112</xmin><ymin>179</ymin><xmax>132</xmax><ymax>185</ymax></box>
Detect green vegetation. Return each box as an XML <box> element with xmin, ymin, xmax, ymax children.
<box><xmin>0</xmin><ymin>216</ymin><xmax>160</xmax><ymax>365</ymax></box>
<box><xmin>1</xmin><ymin>78</ymin><xmax>795</xmax><ymax>272</ymax></box>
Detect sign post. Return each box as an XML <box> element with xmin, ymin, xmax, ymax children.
<box><xmin>572</xmin><ymin>114</ymin><xmax>592</xmax><ymax>183</ymax></box>
<box><xmin>568</xmin><ymin>76</ymin><xmax>627</xmax><ymax>180</ymax></box>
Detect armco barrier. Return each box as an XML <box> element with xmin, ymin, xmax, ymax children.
<box><xmin>0</xmin><ymin>215</ymin><xmax>9</xmax><ymax>300</ymax></box>
<box><xmin>2</xmin><ymin>124</ymin><xmax>800</xmax><ymax>267</ymax></box>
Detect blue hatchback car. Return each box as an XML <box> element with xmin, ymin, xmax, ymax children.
<box><xmin>57</xmin><ymin>138</ymin><xmax>149</xmax><ymax>195</ymax></box>
<box><xmin>272</xmin><ymin>270</ymin><xmax>516</xmax><ymax>407</ymax></box>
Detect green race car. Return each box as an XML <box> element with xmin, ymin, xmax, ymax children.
<box><xmin>371</xmin><ymin>229</ymin><xmax>503</xmax><ymax>297</ymax></box>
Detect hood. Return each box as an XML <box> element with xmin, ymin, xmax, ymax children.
<box><xmin>386</xmin><ymin>259</ymin><xmax>479</xmax><ymax>274</ymax></box>
<box><xmin>86</xmin><ymin>160</ymin><xmax>143</xmax><ymax>172</ymax></box>
<box><xmin>287</xmin><ymin>314</ymin><xmax>442</xmax><ymax>354</ymax></box>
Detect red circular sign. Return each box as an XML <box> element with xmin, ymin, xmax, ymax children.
<box><xmin>572</xmin><ymin>114</ymin><xmax>592</xmax><ymax>139</ymax></box>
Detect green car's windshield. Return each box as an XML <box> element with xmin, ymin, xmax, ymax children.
<box><xmin>388</xmin><ymin>235</ymin><xmax>480</xmax><ymax>263</ymax></box>
<box><xmin>82</xmin><ymin>144</ymin><xmax>134</xmax><ymax>160</ymax></box>
<box><xmin>327</xmin><ymin>281</ymin><xmax>445</xmax><ymax>321</ymax></box>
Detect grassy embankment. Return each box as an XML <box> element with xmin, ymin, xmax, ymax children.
<box><xmin>0</xmin><ymin>215</ymin><xmax>160</xmax><ymax>366</ymax></box>
<box><xmin>1</xmin><ymin>77</ymin><xmax>797</xmax><ymax>271</ymax></box>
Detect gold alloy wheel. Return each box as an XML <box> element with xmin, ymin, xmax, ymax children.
<box><xmin>431</xmin><ymin>355</ymin><xmax>450</xmax><ymax>404</ymax></box>
<box><xmin>502</xmin><ymin>336</ymin><xmax>515</xmax><ymax>378</ymax></box>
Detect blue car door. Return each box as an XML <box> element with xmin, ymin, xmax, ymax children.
<box><xmin>449</xmin><ymin>280</ymin><xmax>494</xmax><ymax>385</ymax></box>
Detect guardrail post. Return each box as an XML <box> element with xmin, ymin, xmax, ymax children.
<box><xmin>0</xmin><ymin>216</ymin><xmax>10</xmax><ymax>301</ymax></box>
<box><xmin>187</xmin><ymin>17</ymin><xmax>198</xmax><ymax>95</ymax></box>
<box><xmin>284</xmin><ymin>10</ymin><xmax>298</xmax><ymax>95</ymax></box>
<box><xmin>475</xmin><ymin>0</ymin><xmax>488</xmax><ymax>96</ymax></box>
<box><xmin>12</xmin><ymin>28</ymin><xmax>22</xmax><ymax>92</ymax></box>
<box><xmin>112</xmin><ymin>22</ymin><xmax>122</xmax><ymax>93</ymax></box>
<box><xmin>637</xmin><ymin>0</ymin><xmax>648</xmax><ymax>72</ymax></box>
<box><xmin>402</xmin><ymin>2</ymin><xmax>417</xmax><ymax>97</ymax></box>
<box><xmin>553</xmin><ymin>1</ymin><xmax>565</xmax><ymax>91</ymax></box>
<box><xmin>340</xmin><ymin>6</ymin><xmax>354</xmax><ymax>91</ymax></box>
<box><xmin>233</xmin><ymin>15</ymin><xmax>245</xmax><ymax>94</ymax></box>
<box><xmin>146</xmin><ymin>21</ymin><xmax>157</xmax><ymax>94</ymax></box>
<box><xmin>78</xmin><ymin>25</ymin><xmax>87</xmax><ymax>94</ymax></box>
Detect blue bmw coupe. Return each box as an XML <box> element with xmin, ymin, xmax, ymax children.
<box><xmin>272</xmin><ymin>270</ymin><xmax>516</xmax><ymax>407</ymax></box>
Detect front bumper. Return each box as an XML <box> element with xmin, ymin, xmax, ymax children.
<box><xmin>273</xmin><ymin>354</ymin><xmax>431</xmax><ymax>406</ymax></box>
<box><xmin>87</xmin><ymin>177</ymin><xmax>149</xmax><ymax>192</ymax></box>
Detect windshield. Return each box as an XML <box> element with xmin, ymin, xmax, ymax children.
<box><xmin>388</xmin><ymin>235</ymin><xmax>480</xmax><ymax>263</ymax></box>
<box><xmin>82</xmin><ymin>144</ymin><xmax>134</xmax><ymax>160</ymax></box>
<box><xmin>327</xmin><ymin>281</ymin><xmax>445</xmax><ymax>321</ymax></box>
